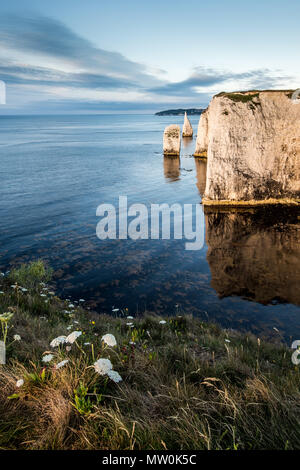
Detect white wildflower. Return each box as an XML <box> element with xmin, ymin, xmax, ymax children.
<box><xmin>42</xmin><ymin>354</ymin><xmax>54</xmax><ymax>363</ymax></box>
<box><xmin>225</xmin><ymin>339</ymin><xmax>231</xmax><ymax>343</ymax></box>
<box><xmin>0</xmin><ymin>291</ymin><xmax>4</xmax><ymax>295</ymax></box>
<box><xmin>107</xmin><ymin>370</ymin><xmax>122</xmax><ymax>383</ymax></box>
<box><xmin>16</xmin><ymin>379</ymin><xmax>24</xmax><ymax>387</ymax></box>
<box><xmin>84</xmin><ymin>342</ymin><xmax>91</xmax><ymax>346</ymax></box>
<box><xmin>101</xmin><ymin>334</ymin><xmax>117</xmax><ymax>347</ymax></box>
<box><xmin>66</xmin><ymin>331</ymin><xmax>82</xmax><ymax>344</ymax></box>
<box><xmin>13</xmin><ymin>334</ymin><xmax>21</xmax><ymax>341</ymax></box>
<box><xmin>127</xmin><ymin>316</ymin><xmax>134</xmax><ymax>320</ymax></box>
<box><xmin>94</xmin><ymin>358</ymin><xmax>113</xmax><ymax>375</ymax></box>
<box><xmin>68</xmin><ymin>304</ymin><xmax>74</xmax><ymax>308</ymax></box>
<box><xmin>21</xmin><ymin>288</ymin><xmax>28</xmax><ymax>292</ymax></box>
<box><xmin>126</xmin><ymin>322</ymin><xmax>134</xmax><ymax>327</ymax></box>
<box><xmin>79</xmin><ymin>299</ymin><xmax>85</xmax><ymax>302</ymax></box>
<box><xmin>112</xmin><ymin>308</ymin><xmax>119</xmax><ymax>312</ymax></box>
<box><xmin>40</xmin><ymin>294</ymin><xmax>47</xmax><ymax>297</ymax></box>
<box><xmin>159</xmin><ymin>320</ymin><xmax>167</xmax><ymax>325</ymax></box>
<box><xmin>55</xmin><ymin>360</ymin><xmax>69</xmax><ymax>369</ymax></box>
<box><xmin>50</xmin><ymin>336</ymin><xmax>66</xmax><ymax>347</ymax></box>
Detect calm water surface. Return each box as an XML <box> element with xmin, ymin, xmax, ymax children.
<box><xmin>0</xmin><ymin>114</ymin><xmax>299</xmax><ymax>339</ymax></box>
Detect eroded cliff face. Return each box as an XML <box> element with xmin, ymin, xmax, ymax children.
<box><xmin>202</xmin><ymin>91</ymin><xmax>300</xmax><ymax>203</ymax></box>
<box><xmin>205</xmin><ymin>207</ymin><xmax>300</xmax><ymax>305</ymax></box>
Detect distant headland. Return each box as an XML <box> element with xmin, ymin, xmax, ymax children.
<box><xmin>155</xmin><ymin>108</ymin><xmax>204</xmax><ymax>116</ymax></box>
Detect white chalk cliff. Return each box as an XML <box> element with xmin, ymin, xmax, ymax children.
<box><xmin>182</xmin><ymin>112</ymin><xmax>193</xmax><ymax>137</ymax></box>
<box><xmin>163</xmin><ymin>124</ymin><xmax>181</xmax><ymax>156</ymax></box>
<box><xmin>199</xmin><ymin>91</ymin><xmax>300</xmax><ymax>204</ymax></box>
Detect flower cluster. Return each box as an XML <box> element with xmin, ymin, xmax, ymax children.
<box><xmin>101</xmin><ymin>334</ymin><xmax>117</xmax><ymax>347</ymax></box>
<box><xmin>93</xmin><ymin>358</ymin><xmax>122</xmax><ymax>383</ymax></box>
<box><xmin>50</xmin><ymin>331</ymin><xmax>82</xmax><ymax>348</ymax></box>
<box><xmin>48</xmin><ymin>331</ymin><xmax>122</xmax><ymax>384</ymax></box>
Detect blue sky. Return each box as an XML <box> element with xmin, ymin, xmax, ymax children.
<box><xmin>0</xmin><ymin>0</ymin><xmax>299</xmax><ymax>113</ymax></box>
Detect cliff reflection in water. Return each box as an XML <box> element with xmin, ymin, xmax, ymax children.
<box><xmin>205</xmin><ymin>206</ymin><xmax>300</xmax><ymax>306</ymax></box>
<box><xmin>194</xmin><ymin>158</ymin><xmax>207</xmax><ymax>197</ymax></box>
<box><xmin>163</xmin><ymin>156</ymin><xmax>180</xmax><ymax>181</ymax></box>
<box><xmin>182</xmin><ymin>136</ymin><xmax>193</xmax><ymax>148</ymax></box>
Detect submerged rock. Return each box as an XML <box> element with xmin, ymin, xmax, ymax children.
<box><xmin>163</xmin><ymin>124</ymin><xmax>181</xmax><ymax>156</ymax></box>
<box><xmin>182</xmin><ymin>112</ymin><xmax>193</xmax><ymax>137</ymax></box>
<box><xmin>202</xmin><ymin>90</ymin><xmax>300</xmax><ymax>204</ymax></box>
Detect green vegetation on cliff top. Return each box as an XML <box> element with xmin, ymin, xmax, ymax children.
<box><xmin>216</xmin><ymin>89</ymin><xmax>296</xmax><ymax>103</ymax></box>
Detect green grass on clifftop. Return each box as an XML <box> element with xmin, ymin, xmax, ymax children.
<box><xmin>216</xmin><ymin>89</ymin><xmax>296</xmax><ymax>103</ymax></box>
<box><xmin>216</xmin><ymin>92</ymin><xmax>260</xmax><ymax>103</ymax></box>
<box><xmin>0</xmin><ymin>261</ymin><xmax>300</xmax><ymax>450</ymax></box>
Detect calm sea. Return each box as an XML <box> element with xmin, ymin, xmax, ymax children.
<box><xmin>0</xmin><ymin>114</ymin><xmax>299</xmax><ymax>339</ymax></box>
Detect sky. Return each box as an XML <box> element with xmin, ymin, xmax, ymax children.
<box><xmin>0</xmin><ymin>0</ymin><xmax>299</xmax><ymax>114</ymax></box>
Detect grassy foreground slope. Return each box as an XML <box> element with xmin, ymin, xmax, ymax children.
<box><xmin>0</xmin><ymin>261</ymin><xmax>299</xmax><ymax>450</ymax></box>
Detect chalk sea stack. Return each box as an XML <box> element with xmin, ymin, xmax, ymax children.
<box><xmin>163</xmin><ymin>124</ymin><xmax>181</xmax><ymax>156</ymax></box>
<box><xmin>200</xmin><ymin>90</ymin><xmax>300</xmax><ymax>205</ymax></box>
<box><xmin>194</xmin><ymin>109</ymin><xmax>208</xmax><ymax>157</ymax></box>
<box><xmin>182</xmin><ymin>112</ymin><xmax>193</xmax><ymax>137</ymax></box>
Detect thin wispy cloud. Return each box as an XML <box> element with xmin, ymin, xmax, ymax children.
<box><xmin>149</xmin><ymin>67</ymin><xmax>292</xmax><ymax>96</ymax></box>
<box><xmin>0</xmin><ymin>14</ymin><xmax>159</xmax><ymax>83</ymax></box>
<box><xmin>0</xmin><ymin>13</ymin><xmax>294</xmax><ymax>113</ymax></box>
<box><xmin>0</xmin><ymin>64</ymin><xmax>141</xmax><ymax>89</ymax></box>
